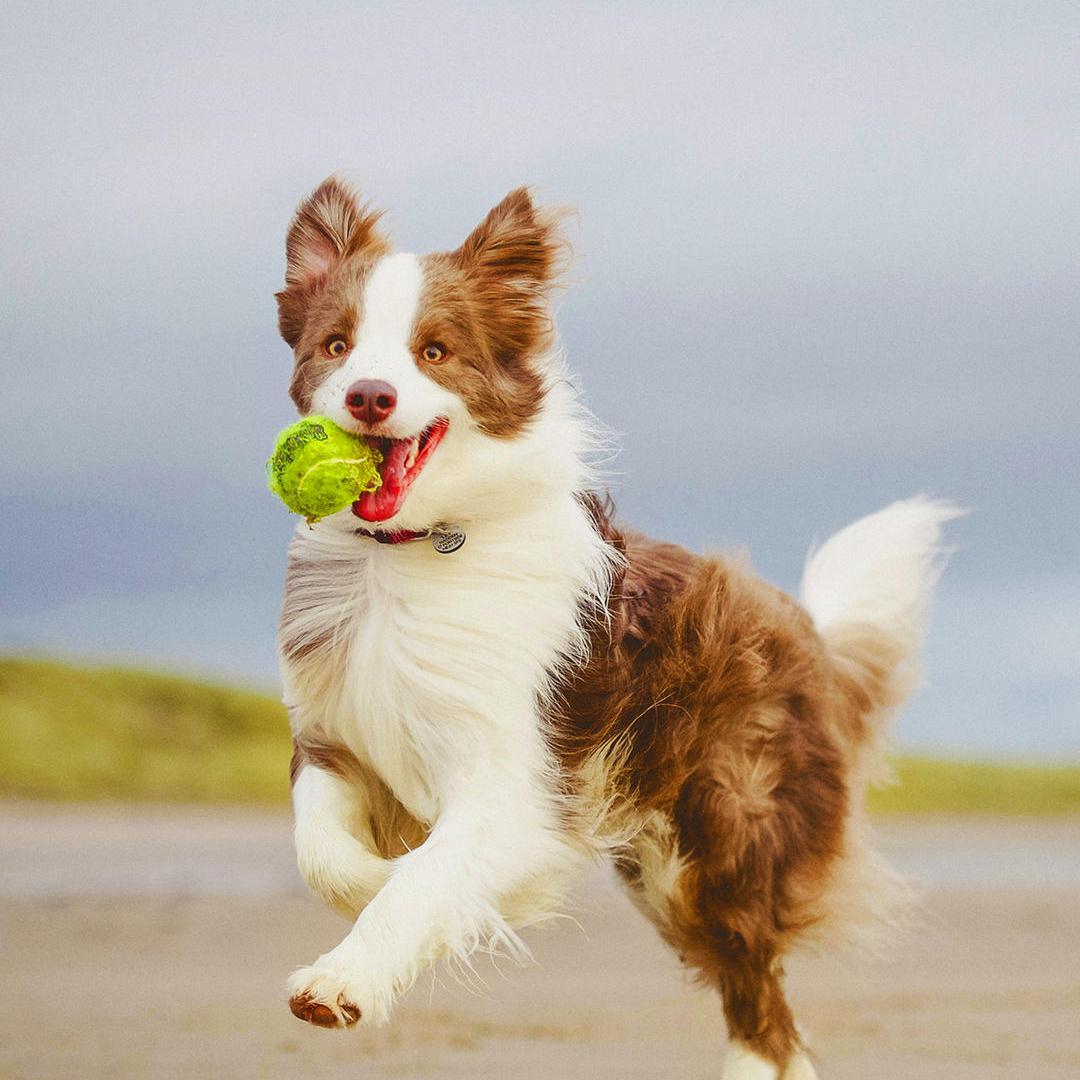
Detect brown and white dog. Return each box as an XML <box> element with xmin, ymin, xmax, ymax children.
<box><xmin>275</xmin><ymin>178</ymin><xmax>958</xmax><ymax>1078</ymax></box>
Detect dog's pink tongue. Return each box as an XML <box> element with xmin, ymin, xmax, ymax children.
<box><xmin>353</xmin><ymin>438</ymin><xmax>411</xmax><ymax>522</ymax></box>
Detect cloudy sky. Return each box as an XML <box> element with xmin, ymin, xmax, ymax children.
<box><xmin>2</xmin><ymin>2</ymin><xmax>1077</xmax><ymax>756</ymax></box>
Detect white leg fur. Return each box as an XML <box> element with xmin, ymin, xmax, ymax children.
<box><xmin>782</xmin><ymin>1050</ymin><xmax>820</xmax><ymax>1079</ymax></box>
<box><xmin>287</xmin><ymin>716</ymin><xmax>575</xmax><ymax>1025</ymax></box>
<box><xmin>723</xmin><ymin>1042</ymin><xmax>819</xmax><ymax>1080</ymax></box>
<box><xmin>292</xmin><ymin>765</ymin><xmax>392</xmax><ymax>920</ymax></box>
<box><xmin>724</xmin><ymin>1041</ymin><xmax>780</xmax><ymax>1080</ymax></box>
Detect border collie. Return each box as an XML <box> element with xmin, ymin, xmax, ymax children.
<box><xmin>275</xmin><ymin>178</ymin><xmax>957</xmax><ymax>1079</ymax></box>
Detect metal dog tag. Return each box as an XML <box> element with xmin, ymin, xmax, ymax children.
<box><xmin>431</xmin><ymin>525</ymin><xmax>466</xmax><ymax>554</ymax></box>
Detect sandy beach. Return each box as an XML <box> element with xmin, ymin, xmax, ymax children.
<box><xmin>2</xmin><ymin>804</ymin><xmax>1077</xmax><ymax>1079</ymax></box>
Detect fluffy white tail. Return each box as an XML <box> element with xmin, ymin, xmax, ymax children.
<box><xmin>800</xmin><ymin>496</ymin><xmax>962</xmax><ymax>755</ymax></box>
<box><xmin>800</xmin><ymin>497</ymin><xmax>962</xmax><ymax>952</ymax></box>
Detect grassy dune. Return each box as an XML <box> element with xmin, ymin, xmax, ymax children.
<box><xmin>0</xmin><ymin>656</ymin><xmax>289</xmax><ymax>803</ymax></box>
<box><xmin>1</xmin><ymin>656</ymin><xmax>1077</xmax><ymax>814</ymax></box>
<box><xmin>868</xmin><ymin>757</ymin><xmax>1080</xmax><ymax>816</ymax></box>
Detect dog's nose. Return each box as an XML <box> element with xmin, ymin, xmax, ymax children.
<box><xmin>345</xmin><ymin>380</ymin><xmax>397</xmax><ymax>425</ymax></box>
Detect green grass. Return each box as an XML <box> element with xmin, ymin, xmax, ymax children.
<box><xmin>868</xmin><ymin>756</ymin><xmax>1080</xmax><ymax>817</ymax></box>
<box><xmin>0</xmin><ymin>656</ymin><xmax>290</xmax><ymax>804</ymax></box>
<box><xmin>1</xmin><ymin>656</ymin><xmax>1078</xmax><ymax>814</ymax></box>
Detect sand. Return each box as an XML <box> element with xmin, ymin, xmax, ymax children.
<box><xmin>1</xmin><ymin>804</ymin><xmax>1077</xmax><ymax>1079</ymax></box>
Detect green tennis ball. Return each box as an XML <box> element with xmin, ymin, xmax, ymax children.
<box><xmin>267</xmin><ymin>416</ymin><xmax>382</xmax><ymax>523</ymax></box>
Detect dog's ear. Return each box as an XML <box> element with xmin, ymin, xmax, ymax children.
<box><xmin>452</xmin><ymin>188</ymin><xmax>566</xmax><ymax>365</ymax></box>
<box><xmin>277</xmin><ymin>178</ymin><xmax>389</xmax><ymax>347</ymax></box>
<box><xmin>455</xmin><ymin>187</ymin><xmax>564</xmax><ymax>293</ymax></box>
<box><xmin>283</xmin><ymin>176</ymin><xmax>388</xmax><ymax>288</ymax></box>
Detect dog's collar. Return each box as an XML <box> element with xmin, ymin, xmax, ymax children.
<box><xmin>354</xmin><ymin>523</ymin><xmax>467</xmax><ymax>554</ymax></box>
<box><xmin>354</xmin><ymin>527</ymin><xmax>430</xmax><ymax>545</ymax></box>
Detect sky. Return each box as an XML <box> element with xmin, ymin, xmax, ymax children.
<box><xmin>1</xmin><ymin>2</ymin><xmax>1077</xmax><ymax>757</ymax></box>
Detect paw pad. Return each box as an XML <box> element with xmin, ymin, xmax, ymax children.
<box><xmin>289</xmin><ymin>992</ymin><xmax>361</xmax><ymax>1028</ymax></box>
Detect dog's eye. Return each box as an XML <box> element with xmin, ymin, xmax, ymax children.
<box><xmin>325</xmin><ymin>337</ymin><xmax>349</xmax><ymax>358</ymax></box>
<box><xmin>421</xmin><ymin>343</ymin><xmax>447</xmax><ymax>363</ymax></box>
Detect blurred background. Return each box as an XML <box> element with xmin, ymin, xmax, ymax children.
<box><xmin>1</xmin><ymin>4</ymin><xmax>1078</xmax><ymax>1078</ymax></box>
<box><xmin>2</xmin><ymin>2</ymin><xmax>1078</xmax><ymax>758</ymax></box>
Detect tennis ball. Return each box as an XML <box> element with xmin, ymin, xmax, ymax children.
<box><xmin>267</xmin><ymin>416</ymin><xmax>382</xmax><ymax>523</ymax></box>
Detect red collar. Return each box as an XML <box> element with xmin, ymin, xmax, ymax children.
<box><xmin>353</xmin><ymin>523</ymin><xmax>467</xmax><ymax>554</ymax></box>
<box><xmin>354</xmin><ymin>527</ymin><xmax>431</xmax><ymax>545</ymax></box>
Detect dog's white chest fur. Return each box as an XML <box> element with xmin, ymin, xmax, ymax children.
<box><xmin>280</xmin><ymin>499</ymin><xmax>614</xmax><ymax>825</ymax></box>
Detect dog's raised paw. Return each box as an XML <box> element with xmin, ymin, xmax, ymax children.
<box><xmin>288</xmin><ymin>992</ymin><xmax>360</xmax><ymax>1028</ymax></box>
<box><xmin>287</xmin><ymin>968</ymin><xmax>362</xmax><ymax>1028</ymax></box>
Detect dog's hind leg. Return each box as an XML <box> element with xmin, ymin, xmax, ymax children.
<box><xmin>615</xmin><ymin>775</ymin><xmax>827</xmax><ymax>1077</ymax></box>
<box><xmin>678</xmin><ymin>803</ymin><xmax>826</xmax><ymax>1078</ymax></box>
<box><xmin>616</xmin><ymin>823</ymin><xmax>816</xmax><ymax>1078</ymax></box>
<box><xmin>710</xmin><ymin>954</ymin><xmax>817</xmax><ymax>1079</ymax></box>
<box><xmin>675</xmin><ymin>912</ymin><xmax>814</xmax><ymax>1079</ymax></box>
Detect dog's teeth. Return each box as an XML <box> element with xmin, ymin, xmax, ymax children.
<box><xmin>405</xmin><ymin>438</ymin><xmax>419</xmax><ymax>470</ymax></box>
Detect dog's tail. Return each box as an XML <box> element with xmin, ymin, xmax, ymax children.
<box><xmin>798</xmin><ymin>497</ymin><xmax>961</xmax><ymax>951</ymax></box>
<box><xmin>800</xmin><ymin>496</ymin><xmax>962</xmax><ymax>776</ymax></box>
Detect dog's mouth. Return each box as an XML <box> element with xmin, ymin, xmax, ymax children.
<box><xmin>352</xmin><ymin>417</ymin><xmax>450</xmax><ymax>523</ymax></box>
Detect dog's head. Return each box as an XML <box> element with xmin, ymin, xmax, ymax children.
<box><xmin>276</xmin><ymin>179</ymin><xmax>569</xmax><ymax>531</ymax></box>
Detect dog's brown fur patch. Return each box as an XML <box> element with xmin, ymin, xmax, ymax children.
<box><xmin>545</xmin><ymin>497</ymin><xmax>896</xmax><ymax>1068</ymax></box>
<box><xmin>415</xmin><ymin>188</ymin><xmax>563</xmax><ymax>437</ymax></box>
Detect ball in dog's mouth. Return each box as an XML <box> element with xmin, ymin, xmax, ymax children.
<box><xmin>352</xmin><ymin>417</ymin><xmax>450</xmax><ymax>522</ymax></box>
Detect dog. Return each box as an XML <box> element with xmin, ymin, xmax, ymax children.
<box><xmin>274</xmin><ymin>177</ymin><xmax>958</xmax><ymax>1079</ymax></box>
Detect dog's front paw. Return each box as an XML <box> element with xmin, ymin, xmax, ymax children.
<box><xmin>287</xmin><ymin>943</ymin><xmax>408</xmax><ymax>1030</ymax></box>
<box><xmin>287</xmin><ymin>964</ymin><xmax>364</xmax><ymax>1029</ymax></box>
